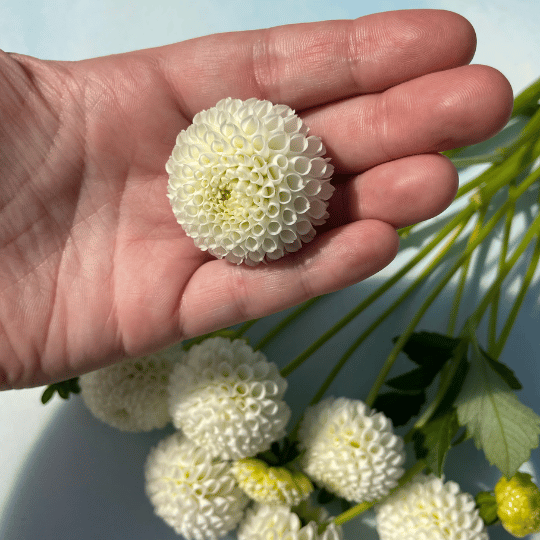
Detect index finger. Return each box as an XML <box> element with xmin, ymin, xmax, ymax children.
<box><xmin>158</xmin><ymin>9</ymin><xmax>477</xmax><ymax>116</ymax></box>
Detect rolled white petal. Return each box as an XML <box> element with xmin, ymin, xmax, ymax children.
<box><xmin>168</xmin><ymin>337</ymin><xmax>291</xmax><ymax>460</ymax></box>
<box><xmin>167</xmin><ymin>97</ymin><xmax>334</xmax><ymax>265</ymax></box>
<box><xmin>298</xmin><ymin>397</ymin><xmax>406</xmax><ymax>503</ymax></box>
<box><xmin>237</xmin><ymin>503</ymin><xmax>343</xmax><ymax>540</ymax></box>
<box><xmin>79</xmin><ymin>343</ymin><xmax>183</xmax><ymax>432</ymax></box>
<box><xmin>375</xmin><ymin>474</ymin><xmax>489</xmax><ymax>540</ymax></box>
<box><xmin>145</xmin><ymin>433</ymin><xmax>249</xmax><ymax>539</ymax></box>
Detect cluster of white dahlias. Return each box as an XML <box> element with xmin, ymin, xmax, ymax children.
<box><xmin>79</xmin><ymin>333</ymin><xmax>488</xmax><ymax>540</ymax></box>
<box><xmin>166</xmin><ymin>97</ymin><xmax>334</xmax><ymax>265</ymax></box>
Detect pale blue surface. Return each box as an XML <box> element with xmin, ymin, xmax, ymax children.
<box><xmin>1</xmin><ymin>1</ymin><xmax>539</xmax><ymax>539</ymax></box>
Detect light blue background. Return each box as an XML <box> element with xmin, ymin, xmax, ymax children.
<box><xmin>1</xmin><ymin>1</ymin><xmax>539</xmax><ymax>539</ymax></box>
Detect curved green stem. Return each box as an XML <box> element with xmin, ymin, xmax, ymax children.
<box><xmin>469</xmin><ymin>210</ymin><xmax>540</xmax><ymax>328</ymax></box>
<box><xmin>487</xmin><ymin>187</ymin><xmax>516</xmax><ymax>353</ymax></box>
<box><xmin>365</xmin><ymin>195</ymin><xmax>516</xmax><ymax>406</ymax></box>
<box><xmin>493</xmin><ymin>232</ymin><xmax>540</xmax><ymax>357</ymax></box>
<box><xmin>279</xmin><ymin>206</ymin><xmax>476</xmax><ymax>378</ymax></box>
<box><xmin>310</xmin><ymin>216</ymin><xmax>469</xmax><ymax>408</ymax></box>
<box><xmin>232</xmin><ymin>318</ymin><xmax>260</xmax><ymax>338</ymax></box>
<box><xmin>447</xmin><ymin>206</ymin><xmax>487</xmax><ymax>336</ymax></box>
<box><xmin>254</xmin><ymin>297</ymin><xmax>321</xmax><ymax>350</ymax></box>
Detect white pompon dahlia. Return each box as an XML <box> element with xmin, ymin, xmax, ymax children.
<box><xmin>232</xmin><ymin>457</ymin><xmax>313</xmax><ymax>506</ymax></box>
<box><xmin>237</xmin><ymin>503</ymin><xmax>343</xmax><ymax>540</ymax></box>
<box><xmin>375</xmin><ymin>474</ymin><xmax>489</xmax><ymax>540</ymax></box>
<box><xmin>79</xmin><ymin>343</ymin><xmax>183</xmax><ymax>432</ymax></box>
<box><xmin>298</xmin><ymin>397</ymin><xmax>406</xmax><ymax>503</ymax></box>
<box><xmin>166</xmin><ymin>97</ymin><xmax>334</xmax><ymax>265</ymax></box>
<box><xmin>168</xmin><ymin>337</ymin><xmax>291</xmax><ymax>460</ymax></box>
<box><xmin>145</xmin><ymin>433</ymin><xmax>249</xmax><ymax>540</ymax></box>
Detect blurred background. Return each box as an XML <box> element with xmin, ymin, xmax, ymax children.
<box><xmin>1</xmin><ymin>1</ymin><xmax>539</xmax><ymax>539</ymax></box>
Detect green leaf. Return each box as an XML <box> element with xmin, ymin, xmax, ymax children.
<box><xmin>455</xmin><ymin>344</ymin><xmax>540</xmax><ymax>478</ymax></box>
<box><xmin>41</xmin><ymin>385</ymin><xmax>56</xmax><ymax>404</ymax></box>
<box><xmin>429</xmin><ymin>348</ymin><xmax>470</xmax><ymax>420</ymax></box>
<box><xmin>385</xmin><ymin>365</ymin><xmax>440</xmax><ymax>392</ymax></box>
<box><xmin>40</xmin><ymin>378</ymin><xmax>80</xmax><ymax>404</ymax></box>
<box><xmin>413</xmin><ymin>409</ymin><xmax>459</xmax><ymax>475</ymax></box>
<box><xmin>395</xmin><ymin>331</ymin><xmax>462</xmax><ymax>367</ymax></box>
<box><xmin>372</xmin><ymin>391</ymin><xmax>425</xmax><ymax>427</ymax></box>
<box><xmin>480</xmin><ymin>348</ymin><xmax>522</xmax><ymax>390</ymax></box>
<box><xmin>475</xmin><ymin>491</ymin><xmax>499</xmax><ymax>526</ymax></box>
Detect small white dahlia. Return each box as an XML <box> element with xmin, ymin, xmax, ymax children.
<box><xmin>237</xmin><ymin>503</ymin><xmax>343</xmax><ymax>540</ymax></box>
<box><xmin>297</xmin><ymin>397</ymin><xmax>405</xmax><ymax>503</ymax></box>
<box><xmin>145</xmin><ymin>433</ymin><xmax>249</xmax><ymax>540</ymax></box>
<box><xmin>232</xmin><ymin>457</ymin><xmax>313</xmax><ymax>506</ymax></box>
<box><xmin>79</xmin><ymin>343</ymin><xmax>183</xmax><ymax>432</ymax></box>
<box><xmin>166</xmin><ymin>97</ymin><xmax>334</xmax><ymax>265</ymax></box>
<box><xmin>168</xmin><ymin>336</ymin><xmax>291</xmax><ymax>460</ymax></box>
<box><xmin>375</xmin><ymin>474</ymin><xmax>489</xmax><ymax>540</ymax></box>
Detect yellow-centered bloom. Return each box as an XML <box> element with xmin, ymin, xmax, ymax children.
<box><xmin>495</xmin><ymin>472</ymin><xmax>540</xmax><ymax>537</ymax></box>
<box><xmin>232</xmin><ymin>457</ymin><xmax>313</xmax><ymax>506</ymax></box>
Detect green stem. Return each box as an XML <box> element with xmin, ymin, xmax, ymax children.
<box><xmin>447</xmin><ymin>206</ymin><xmax>487</xmax><ymax>336</ymax></box>
<box><xmin>487</xmin><ymin>188</ymin><xmax>515</xmax><ymax>353</ymax></box>
<box><xmin>333</xmin><ymin>460</ymin><xmax>426</xmax><ymax>526</ymax></box>
<box><xmin>310</xmin><ymin>217</ymin><xmax>469</xmax><ymax>408</ymax></box>
<box><xmin>511</xmin><ymin>76</ymin><xmax>540</xmax><ymax>118</ymax></box>
<box><xmin>455</xmin><ymin>108</ymin><xmax>540</xmax><ymax>201</ymax></box>
<box><xmin>364</xmin><ymin>196</ymin><xmax>517</xmax><ymax>406</ymax></box>
<box><xmin>232</xmin><ymin>318</ymin><xmax>259</xmax><ymax>338</ymax></box>
<box><xmin>254</xmin><ymin>297</ymin><xmax>321</xmax><ymax>350</ymax></box>
<box><xmin>406</xmin><ymin>339</ymin><xmax>468</xmax><ymax>437</ymax></box>
<box><xmin>493</xmin><ymin>232</ymin><xmax>540</xmax><ymax>357</ymax></box>
<box><xmin>279</xmin><ymin>206</ymin><xmax>476</xmax><ymax>378</ymax></box>
<box><xmin>469</xmin><ymin>210</ymin><xmax>540</xmax><ymax>327</ymax></box>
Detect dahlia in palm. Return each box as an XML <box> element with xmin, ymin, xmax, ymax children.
<box><xmin>166</xmin><ymin>97</ymin><xmax>334</xmax><ymax>265</ymax></box>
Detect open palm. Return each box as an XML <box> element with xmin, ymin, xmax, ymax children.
<box><xmin>0</xmin><ymin>10</ymin><xmax>513</xmax><ymax>388</ymax></box>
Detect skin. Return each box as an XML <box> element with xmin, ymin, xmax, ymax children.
<box><xmin>0</xmin><ymin>10</ymin><xmax>513</xmax><ymax>389</ymax></box>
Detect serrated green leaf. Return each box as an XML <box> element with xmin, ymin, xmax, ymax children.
<box><xmin>413</xmin><ymin>409</ymin><xmax>459</xmax><ymax>475</ymax></box>
<box><xmin>480</xmin><ymin>348</ymin><xmax>522</xmax><ymax>390</ymax></box>
<box><xmin>455</xmin><ymin>345</ymin><xmax>540</xmax><ymax>478</ymax></box>
<box><xmin>372</xmin><ymin>391</ymin><xmax>425</xmax><ymax>427</ymax></box>
<box><xmin>395</xmin><ymin>331</ymin><xmax>462</xmax><ymax>367</ymax></box>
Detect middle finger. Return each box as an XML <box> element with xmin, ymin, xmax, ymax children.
<box><xmin>301</xmin><ymin>64</ymin><xmax>513</xmax><ymax>172</ymax></box>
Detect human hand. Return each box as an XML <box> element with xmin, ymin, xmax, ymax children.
<box><xmin>0</xmin><ymin>9</ymin><xmax>513</xmax><ymax>389</ymax></box>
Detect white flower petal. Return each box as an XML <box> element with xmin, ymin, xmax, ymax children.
<box><xmin>79</xmin><ymin>343</ymin><xmax>183</xmax><ymax>432</ymax></box>
<box><xmin>168</xmin><ymin>337</ymin><xmax>291</xmax><ymax>460</ymax></box>
<box><xmin>145</xmin><ymin>433</ymin><xmax>248</xmax><ymax>540</ymax></box>
<box><xmin>375</xmin><ymin>474</ymin><xmax>489</xmax><ymax>540</ymax></box>
<box><xmin>298</xmin><ymin>397</ymin><xmax>406</xmax><ymax>503</ymax></box>
<box><xmin>167</xmin><ymin>97</ymin><xmax>334</xmax><ymax>265</ymax></box>
<box><xmin>237</xmin><ymin>503</ymin><xmax>343</xmax><ymax>540</ymax></box>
